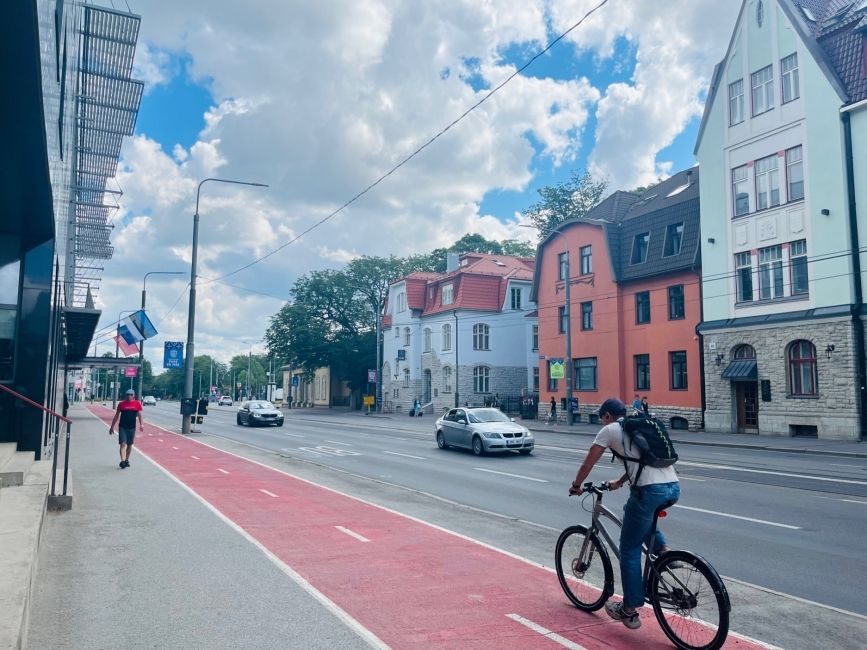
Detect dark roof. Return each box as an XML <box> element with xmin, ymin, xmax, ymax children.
<box><xmin>721</xmin><ymin>359</ymin><xmax>758</xmax><ymax>380</ymax></box>
<box><xmin>610</xmin><ymin>167</ymin><xmax>702</xmax><ymax>282</ymax></box>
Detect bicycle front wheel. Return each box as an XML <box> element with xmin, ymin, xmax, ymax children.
<box><xmin>555</xmin><ymin>525</ymin><xmax>614</xmax><ymax>611</ymax></box>
<box><xmin>650</xmin><ymin>551</ymin><xmax>730</xmax><ymax>650</ymax></box>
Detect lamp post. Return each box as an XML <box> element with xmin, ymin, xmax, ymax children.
<box><xmin>182</xmin><ymin>178</ymin><xmax>268</xmax><ymax>434</ymax></box>
<box><xmin>139</xmin><ymin>271</ymin><xmax>185</xmax><ymax>398</ymax></box>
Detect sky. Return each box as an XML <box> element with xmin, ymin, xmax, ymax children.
<box><xmin>92</xmin><ymin>0</ymin><xmax>742</xmax><ymax>374</ymax></box>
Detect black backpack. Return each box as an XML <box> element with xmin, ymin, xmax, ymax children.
<box><xmin>612</xmin><ymin>415</ymin><xmax>678</xmax><ymax>483</ymax></box>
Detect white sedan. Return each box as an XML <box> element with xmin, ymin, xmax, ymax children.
<box><xmin>435</xmin><ymin>407</ymin><xmax>533</xmax><ymax>456</ymax></box>
<box><xmin>142</xmin><ymin>396</ymin><xmax>157</xmax><ymax>406</ymax></box>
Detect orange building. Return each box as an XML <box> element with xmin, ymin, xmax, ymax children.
<box><xmin>531</xmin><ymin>168</ymin><xmax>703</xmax><ymax>430</ymax></box>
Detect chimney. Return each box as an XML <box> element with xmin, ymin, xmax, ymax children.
<box><xmin>446</xmin><ymin>252</ymin><xmax>460</xmax><ymax>273</ymax></box>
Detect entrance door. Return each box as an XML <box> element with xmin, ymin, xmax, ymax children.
<box><xmin>423</xmin><ymin>370</ymin><xmax>432</xmax><ymax>405</ymax></box>
<box><xmin>735</xmin><ymin>382</ymin><xmax>758</xmax><ymax>433</ymax></box>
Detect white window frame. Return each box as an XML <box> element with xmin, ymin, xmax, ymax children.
<box><xmin>732</xmin><ymin>165</ymin><xmax>750</xmax><ymax>216</ymax></box>
<box><xmin>403</xmin><ymin>368</ymin><xmax>410</xmax><ymax>387</ymax></box>
<box><xmin>781</xmin><ymin>53</ymin><xmax>799</xmax><ymax>103</ymax></box>
<box><xmin>472</xmin><ymin>323</ymin><xmax>490</xmax><ymax>350</ymax></box>
<box><xmin>729</xmin><ymin>78</ymin><xmax>744</xmax><ymax>125</ymax></box>
<box><xmin>759</xmin><ymin>245</ymin><xmax>784</xmax><ymax>300</ymax></box>
<box><xmin>558</xmin><ymin>252</ymin><xmax>568</xmax><ymax>281</ymax></box>
<box><xmin>735</xmin><ymin>251</ymin><xmax>754</xmax><ymax>302</ymax></box>
<box><xmin>403</xmin><ymin>327</ymin><xmax>411</xmax><ymax>346</ymax></box>
<box><xmin>441</xmin><ymin>283</ymin><xmax>453</xmax><ymax>305</ymax></box>
<box><xmin>790</xmin><ymin>239</ymin><xmax>809</xmax><ymax>295</ymax></box>
<box><xmin>473</xmin><ymin>366</ymin><xmax>490</xmax><ymax>393</ymax></box>
<box><xmin>630</xmin><ymin>232</ymin><xmax>650</xmax><ymax>265</ymax></box>
<box><xmin>531</xmin><ymin>324</ymin><xmax>538</xmax><ymax>351</ymax></box>
<box><xmin>443</xmin><ymin>366</ymin><xmax>453</xmax><ymax>393</ymax></box>
<box><xmin>786</xmin><ymin>146</ymin><xmax>804</xmax><ymax>202</ymax></box>
<box><xmin>755</xmin><ymin>154</ymin><xmax>780</xmax><ymax>210</ymax></box>
<box><xmin>663</xmin><ymin>223</ymin><xmax>684</xmax><ymax>257</ymax></box>
<box><xmin>423</xmin><ymin>328</ymin><xmax>431</xmax><ymax>353</ymax></box>
<box><xmin>442</xmin><ymin>323</ymin><xmax>451</xmax><ymax>351</ymax></box>
<box><xmin>510</xmin><ymin>287</ymin><xmax>522</xmax><ymax>310</ymax></box>
<box><xmin>396</xmin><ymin>292</ymin><xmax>406</xmax><ymax>313</ymax></box>
<box><xmin>580</xmin><ymin>245</ymin><xmax>592</xmax><ymax>275</ymax></box>
<box><xmin>751</xmin><ymin>65</ymin><xmax>774</xmax><ymax>116</ymax></box>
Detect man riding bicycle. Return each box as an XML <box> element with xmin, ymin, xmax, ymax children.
<box><xmin>568</xmin><ymin>398</ymin><xmax>680</xmax><ymax>630</ymax></box>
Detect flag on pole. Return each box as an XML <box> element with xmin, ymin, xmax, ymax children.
<box><xmin>118</xmin><ymin>309</ymin><xmax>158</xmax><ymax>345</ymax></box>
<box><xmin>114</xmin><ymin>334</ymin><xmax>140</xmax><ymax>357</ymax></box>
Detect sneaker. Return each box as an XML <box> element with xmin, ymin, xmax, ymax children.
<box><xmin>605</xmin><ymin>602</ymin><xmax>641</xmax><ymax>629</ymax></box>
<box><xmin>119</xmin><ymin>460</ymin><xmax>126</xmax><ymax>469</ymax></box>
<box><xmin>123</xmin><ymin>460</ymin><xmax>130</xmax><ymax>468</ymax></box>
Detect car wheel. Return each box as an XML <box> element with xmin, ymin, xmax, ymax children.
<box><xmin>472</xmin><ymin>435</ymin><xmax>484</xmax><ymax>456</ymax></box>
<box><xmin>519</xmin><ymin>449</ymin><xmax>532</xmax><ymax>456</ymax></box>
<box><xmin>236</xmin><ymin>415</ymin><xmax>242</xmax><ymax>426</ymax></box>
<box><xmin>276</xmin><ymin>422</ymin><xmax>284</xmax><ymax>427</ymax></box>
<box><xmin>436</xmin><ymin>430</ymin><xmax>449</xmax><ymax>449</ymax></box>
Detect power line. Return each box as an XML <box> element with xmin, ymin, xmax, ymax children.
<box><xmin>200</xmin><ymin>0</ymin><xmax>612</xmax><ymax>286</ymax></box>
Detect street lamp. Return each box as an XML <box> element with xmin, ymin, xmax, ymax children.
<box><xmin>182</xmin><ymin>178</ymin><xmax>268</xmax><ymax>434</ymax></box>
<box><xmin>139</xmin><ymin>270</ymin><xmax>185</xmax><ymax>398</ymax></box>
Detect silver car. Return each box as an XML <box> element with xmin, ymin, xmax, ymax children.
<box><xmin>435</xmin><ymin>407</ymin><xmax>534</xmax><ymax>456</ymax></box>
<box><xmin>236</xmin><ymin>400</ymin><xmax>284</xmax><ymax>427</ymax></box>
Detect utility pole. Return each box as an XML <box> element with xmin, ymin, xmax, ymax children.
<box><xmin>563</xmin><ymin>246</ymin><xmax>574</xmax><ymax>426</ymax></box>
<box><xmin>247</xmin><ymin>350</ymin><xmax>252</xmax><ymax>399</ymax></box>
<box><xmin>453</xmin><ymin>310</ymin><xmax>459</xmax><ymax>408</ymax></box>
<box><xmin>375</xmin><ymin>301</ymin><xmax>382</xmax><ymax>412</ymax></box>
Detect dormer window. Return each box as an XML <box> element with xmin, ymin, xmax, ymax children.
<box><xmin>663</xmin><ymin>223</ymin><xmax>684</xmax><ymax>257</ymax></box>
<box><xmin>441</xmin><ymin>283</ymin><xmax>453</xmax><ymax>305</ymax></box>
<box><xmin>630</xmin><ymin>232</ymin><xmax>650</xmax><ymax>265</ymax></box>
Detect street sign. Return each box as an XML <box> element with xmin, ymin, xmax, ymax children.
<box><xmin>367</xmin><ymin>369</ymin><xmax>377</xmax><ymax>383</ymax></box>
<box><xmin>291</xmin><ymin>376</ymin><xmax>299</xmax><ymax>386</ymax></box>
<box><xmin>163</xmin><ymin>341</ymin><xmax>184</xmax><ymax>368</ymax></box>
<box><xmin>363</xmin><ymin>395</ymin><xmax>375</xmax><ymax>406</ymax></box>
<box><xmin>124</xmin><ymin>366</ymin><xmax>138</xmax><ymax>378</ymax></box>
<box><xmin>549</xmin><ymin>359</ymin><xmax>565</xmax><ymax>379</ymax></box>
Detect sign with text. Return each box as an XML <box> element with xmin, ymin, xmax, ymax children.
<box><xmin>548</xmin><ymin>359</ymin><xmax>565</xmax><ymax>379</ymax></box>
<box><xmin>363</xmin><ymin>395</ymin><xmax>375</xmax><ymax>406</ymax></box>
<box><xmin>163</xmin><ymin>341</ymin><xmax>184</xmax><ymax>369</ymax></box>
<box><xmin>367</xmin><ymin>369</ymin><xmax>377</xmax><ymax>383</ymax></box>
<box><xmin>124</xmin><ymin>366</ymin><xmax>138</xmax><ymax>378</ymax></box>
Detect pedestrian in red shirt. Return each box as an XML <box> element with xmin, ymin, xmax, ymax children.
<box><xmin>109</xmin><ymin>389</ymin><xmax>143</xmax><ymax>468</ymax></box>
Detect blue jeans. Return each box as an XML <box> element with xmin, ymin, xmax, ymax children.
<box><xmin>619</xmin><ymin>481</ymin><xmax>680</xmax><ymax>608</ymax></box>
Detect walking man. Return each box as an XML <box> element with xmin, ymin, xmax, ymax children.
<box><xmin>109</xmin><ymin>388</ymin><xmax>143</xmax><ymax>468</ymax></box>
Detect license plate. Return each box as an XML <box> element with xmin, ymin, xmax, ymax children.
<box><xmin>507</xmin><ymin>440</ymin><xmax>521</xmax><ymax>446</ymax></box>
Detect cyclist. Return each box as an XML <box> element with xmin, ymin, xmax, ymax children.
<box><xmin>568</xmin><ymin>397</ymin><xmax>680</xmax><ymax>630</ymax></box>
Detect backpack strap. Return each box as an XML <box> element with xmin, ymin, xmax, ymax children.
<box><xmin>611</xmin><ymin>425</ymin><xmax>647</xmax><ymax>487</ymax></box>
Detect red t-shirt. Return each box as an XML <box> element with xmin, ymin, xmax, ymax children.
<box><xmin>117</xmin><ymin>399</ymin><xmax>142</xmax><ymax>429</ymax></box>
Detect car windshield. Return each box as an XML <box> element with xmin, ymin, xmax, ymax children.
<box><xmin>250</xmin><ymin>401</ymin><xmax>274</xmax><ymax>410</ymax></box>
<box><xmin>468</xmin><ymin>409</ymin><xmax>510</xmax><ymax>423</ymax></box>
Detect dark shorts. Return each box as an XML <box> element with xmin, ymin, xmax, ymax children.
<box><xmin>118</xmin><ymin>427</ymin><xmax>136</xmax><ymax>445</ymax></box>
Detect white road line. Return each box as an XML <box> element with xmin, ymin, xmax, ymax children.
<box><xmin>191</xmin><ymin>455</ymin><xmax>200</xmax><ymax>460</ymax></box>
<box><xmin>681</xmin><ymin>461</ymin><xmax>867</xmax><ymax>486</ymax></box>
<box><xmin>842</xmin><ymin>499</ymin><xmax>867</xmax><ymax>505</ymax></box>
<box><xmin>382</xmin><ymin>450</ymin><xmax>426</xmax><ymax>460</ymax></box>
<box><xmin>474</xmin><ymin>468</ymin><xmax>547</xmax><ymax>483</ymax></box>
<box><xmin>505</xmin><ymin>614</ymin><xmax>588</xmax><ymax>650</ymax></box>
<box><xmin>674</xmin><ymin>505</ymin><xmax>800</xmax><ymax>529</ymax></box>
<box><xmin>282</xmin><ymin>433</ymin><xmax>305</xmax><ymax>438</ymax></box>
<box><xmin>259</xmin><ymin>489</ymin><xmax>278</xmax><ymax>498</ymax></box>
<box><xmin>828</xmin><ymin>463</ymin><xmax>863</xmax><ymax>469</ymax></box>
<box><xmin>336</xmin><ymin>526</ymin><xmax>370</xmax><ymax>543</ymax></box>
<box><xmin>326</xmin><ymin>440</ymin><xmax>351</xmax><ymax>445</ymax></box>
<box><xmin>217</xmin><ymin>468</ymin><xmax>230</xmax><ymax>475</ymax></box>
<box><xmin>677</xmin><ymin>476</ymin><xmax>707</xmax><ymax>482</ymax></box>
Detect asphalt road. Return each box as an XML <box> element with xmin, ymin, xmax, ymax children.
<box><xmin>141</xmin><ymin>401</ymin><xmax>867</xmax><ymax>620</ymax></box>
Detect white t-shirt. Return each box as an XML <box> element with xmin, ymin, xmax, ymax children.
<box><xmin>593</xmin><ymin>422</ymin><xmax>679</xmax><ymax>487</ymax></box>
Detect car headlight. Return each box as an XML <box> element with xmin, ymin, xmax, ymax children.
<box><xmin>524</xmin><ymin>430</ymin><xmax>533</xmax><ymax>438</ymax></box>
<box><xmin>252</xmin><ymin>413</ymin><xmax>262</xmax><ymax>417</ymax></box>
<box><xmin>482</xmin><ymin>432</ymin><xmax>502</xmax><ymax>439</ymax></box>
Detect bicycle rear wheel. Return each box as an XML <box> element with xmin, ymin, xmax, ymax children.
<box><xmin>650</xmin><ymin>551</ymin><xmax>730</xmax><ymax>650</ymax></box>
<box><xmin>555</xmin><ymin>525</ymin><xmax>614</xmax><ymax>611</ymax></box>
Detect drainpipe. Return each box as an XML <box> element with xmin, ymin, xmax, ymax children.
<box><xmin>842</xmin><ymin>111</ymin><xmax>867</xmax><ymax>440</ymax></box>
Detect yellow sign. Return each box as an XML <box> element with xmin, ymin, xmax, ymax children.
<box><xmin>549</xmin><ymin>360</ymin><xmax>565</xmax><ymax>379</ymax></box>
<box><xmin>363</xmin><ymin>396</ymin><xmax>375</xmax><ymax>406</ymax></box>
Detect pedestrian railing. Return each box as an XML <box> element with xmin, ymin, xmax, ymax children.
<box><xmin>0</xmin><ymin>383</ymin><xmax>72</xmax><ymax>498</ymax></box>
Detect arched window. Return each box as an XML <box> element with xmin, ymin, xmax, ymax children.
<box><xmin>442</xmin><ymin>324</ymin><xmax>451</xmax><ymax>351</ymax></box>
<box><xmin>788</xmin><ymin>340</ymin><xmax>817</xmax><ymax>396</ymax></box>
<box><xmin>443</xmin><ymin>366</ymin><xmax>453</xmax><ymax>393</ymax></box>
<box><xmin>472</xmin><ymin>323</ymin><xmax>490</xmax><ymax>350</ymax></box>
<box><xmin>473</xmin><ymin>366</ymin><xmax>490</xmax><ymax>393</ymax></box>
<box><xmin>404</xmin><ymin>327</ymin><xmax>411</xmax><ymax>346</ymax></box>
<box><xmin>423</xmin><ymin>328</ymin><xmax>432</xmax><ymax>352</ymax></box>
<box><xmin>733</xmin><ymin>344</ymin><xmax>756</xmax><ymax>359</ymax></box>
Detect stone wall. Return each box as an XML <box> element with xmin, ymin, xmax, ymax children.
<box><xmin>537</xmin><ymin>401</ymin><xmax>702</xmax><ymax>431</ymax></box>
<box><xmin>702</xmin><ymin>316</ymin><xmax>860</xmax><ymax>440</ymax></box>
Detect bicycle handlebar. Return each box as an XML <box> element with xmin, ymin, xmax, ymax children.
<box><xmin>582</xmin><ymin>481</ymin><xmax>611</xmax><ymax>494</ymax></box>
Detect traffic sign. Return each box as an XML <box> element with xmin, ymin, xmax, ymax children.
<box><xmin>163</xmin><ymin>341</ymin><xmax>184</xmax><ymax>368</ymax></box>
<box><xmin>367</xmin><ymin>369</ymin><xmax>377</xmax><ymax>383</ymax></box>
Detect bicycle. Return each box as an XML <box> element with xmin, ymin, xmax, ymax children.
<box><xmin>555</xmin><ymin>481</ymin><xmax>730</xmax><ymax>650</ymax></box>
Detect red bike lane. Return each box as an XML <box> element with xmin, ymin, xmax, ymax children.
<box><xmin>89</xmin><ymin>406</ymin><xmax>770</xmax><ymax>650</ymax></box>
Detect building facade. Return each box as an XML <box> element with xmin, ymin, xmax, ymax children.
<box><xmin>281</xmin><ymin>366</ymin><xmax>352</xmax><ymax>408</ymax></box>
<box><xmin>381</xmin><ymin>254</ymin><xmax>537</xmax><ymax>415</ymax></box>
<box><xmin>695</xmin><ymin>0</ymin><xmax>867</xmax><ymax>439</ymax></box>
<box><xmin>532</xmin><ymin>169</ymin><xmax>704</xmax><ymax>430</ymax></box>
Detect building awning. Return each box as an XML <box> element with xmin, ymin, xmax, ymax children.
<box><xmin>63</xmin><ymin>307</ymin><xmax>102</xmax><ymax>362</ymax></box>
<box><xmin>721</xmin><ymin>359</ymin><xmax>757</xmax><ymax>381</ymax></box>
<box><xmin>66</xmin><ymin>355</ymin><xmax>138</xmax><ymax>371</ymax></box>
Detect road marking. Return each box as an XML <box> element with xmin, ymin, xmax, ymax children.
<box><xmin>674</xmin><ymin>505</ymin><xmax>800</xmax><ymax>529</ymax></box>
<box><xmin>326</xmin><ymin>439</ymin><xmax>351</xmax><ymax>445</ymax></box>
<box><xmin>841</xmin><ymin>499</ymin><xmax>867</xmax><ymax>505</ymax></box>
<box><xmin>681</xmin><ymin>461</ymin><xmax>867</xmax><ymax>486</ymax></box>
<box><xmin>677</xmin><ymin>476</ymin><xmax>707</xmax><ymax>482</ymax></box>
<box><xmin>336</xmin><ymin>526</ymin><xmax>370</xmax><ymax>543</ymax></box>
<box><xmin>474</xmin><ymin>468</ymin><xmax>547</xmax><ymax>483</ymax></box>
<box><xmin>259</xmin><ymin>489</ymin><xmax>278</xmax><ymax>498</ymax></box>
<box><xmin>217</xmin><ymin>468</ymin><xmax>230</xmax><ymax>475</ymax></box>
<box><xmin>382</xmin><ymin>450</ymin><xmax>426</xmax><ymax>460</ymax></box>
<box><xmin>298</xmin><ymin>446</ymin><xmax>361</xmax><ymax>457</ymax></box>
<box><xmin>172</xmin><ymin>446</ymin><xmax>179</xmax><ymax>450</ymax></box>
<box><xmin>505</xmin><ymin>614</ymin><xmax>588</xmax><ymax>650</ymax></box>
<box><xmin>191</xmin><ymin>455</ymin><xmax>200</xmax><ymax>460</ymax></box>
<box><xmin>828</xmin><ymin>463</ymin><xmax>863</xmax><ymax>469</ymax></box>
<box><xmin>282</xmin><ymin>433</ymin><xmax>305</xmax><ymax>438</ymax></box>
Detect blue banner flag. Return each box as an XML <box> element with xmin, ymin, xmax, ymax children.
<box><xmin>163</xmin><ymin>341</ymin><xmax>184</xmax><ymax>369</ymax></box>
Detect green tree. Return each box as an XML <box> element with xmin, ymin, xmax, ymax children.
<box><xmin>522</xmin><ymin>170</ymin><xmax>608</xmax><ymax>239</ymax></box>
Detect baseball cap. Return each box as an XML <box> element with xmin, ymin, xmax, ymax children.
<box><xmin>125</xmin><ymin>389</ymin><xmax>135</xmax><ymax>395</ymax></box>
<box><xmin>597</xmin><ymin>397</ymin><xmax>626</xmax><ymax>418</ymax></box>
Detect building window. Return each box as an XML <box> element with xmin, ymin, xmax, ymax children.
<box><xmin>472</xmin><ymin>323</ymin><xmax>489</xmax><ymax>350</ymax></box>
<box><xmin>558</xmin><ymin>306</ymin><xmax>567</xmax><ymax>334</ymax></box>
<box><xmin>781</xmin><ymin>53</ymin><xmax>799</xmax><ymax>103</ymax></box>
<box><xmin>670</xmin><ymin>351</ymin><xmax>688</xmax><ymax>390</ymax></box>
<box><xmin>788</xmin><ymin>340</ymin><xmax>817</xmax><ymax>396</ymax></box>
<box><xmin>423</xmin><ymin>328</ymin><xmax>432</xmax><ymax>353</ymax></box>
<box><xmin>443</xmin><ymin>366</ymin><xmax>453</xmax><ymax>393</ymax></box>
<box><xmin>580</xmin><ymin>245</ymin><xmax>592</xmax><ymax>275</ymax></box>
<box><xmin>575</xmin><ymin>357</ymin><xmax>598</xmax><ymax>391</ymax></box>
<box><xmin>397</xmin><ymin>293</ymin><xmax>406</xmax><ymax>312</ymax></box>
<box><xmin>533</xmin><ymin>367</ymin><xmax>539</xmax><ymax>392</ymax></box>
<box><xmin>531</xmin><ymin>324</ymin><xmax>538</xmax><ymax>351</ymax></box>
<box><xmin>581</xmin><ymin>301</ymin><xmax>593</xmax><ymax>331</ymax></box>
<box><xmin>473</xmin><ymin>366</ymin><xmax>490</xmax><ymax>393</ymax></box>
<box><xmin>558</xmin><ymin>252</ymin><xmax>568</xmax><ymax>281</ymax></box>
<box><xmin>790</xmin><ymin>239</ymin><xmax>809</xmax><ymax>295</ymax></box>
<box><xmin>755</xmin><ymin>154</ymin><xmax>781</xmax><ymax>210</ymax></box>
<box><xmin>736</xmin><ymin>251</ymin><xmax>753</xmax><ymax>302</ymax></box>
<box><xmin>442</xmin><ymin>284</ymin><xmax>453</xmax><ymax>305</ymax></box>
<box><xmin>511</xmin><ymin>287</ymin><xmax>522</xmax><ymax>310</ymax></box>
<box><xmin>668</xmin><ymin>285</ymin><xmax>685</xmax><ymax>320</ymax></box>
<box><xmin>663</xmin><ymin>223</ymin><xmax>684</xmax><ymax>257</ymax></box>
<box><xmin>403</xmin><ymin>368</ymin><xmax>410</xmax><ymax>387</ymax></box>
<box><xmin>442</xmin><ymin>324</ymin><xmax>451</xmax><ymax>351</ymax></box>
<box><xmin>630</xmin><ymin>233</ymin><xmax>650</xmax><ymax>264</ymax></box>
<box><xmin>635</xmin><ymin>354</ymin><xmax>650</xmax><ymax>390</ymax></box>
<box><xmin>733</xmin><ymin>344</ymin><xmax>756</xmax><ymax>359</ymax></box>
<box><xmin>636</xmin><ymin>291</ymin><xmax>651</xmax><ymax>324</ymax></box>
<box><xmin>404</xmin><ymin>327</ymin><xmax>411</xmax><ymax>346</ymax></box>
<box><xmin>786</xmin><ymin>146</ymin><xmax>804</xmax><ymax>201</ymax></box>
<box><xmin>759</xmin><ymin>245</ymin><xmax>784</xmax><ymax>299</ymax></box>
<box><xmin>732</xmin><ymin>165</ymin><xmax>750</xmax><ymax>216</ymax></box>
<box><xmin>729</xmin><ymin>78</ymin><xmax>744</xmax><ymax>125</ymax></box>
<box><xmin>751</xmin><ymin>65</ymin><xmax>774</xmax><ymax>116</ymax></box>
<box><xmin>394</xmin><ymin>327</ymin><xmax>400</xmax><ymax>338</ymax></box>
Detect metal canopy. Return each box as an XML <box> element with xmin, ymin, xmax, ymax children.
<box><xmin>721</xmin><ymin>359</ymin><xmax>758</xmax><ymax>381</ymax></box>
<box><xmin>63</xmin><ymin>306</ymin><xmax>102</xmax><ymax>362</ymax></box>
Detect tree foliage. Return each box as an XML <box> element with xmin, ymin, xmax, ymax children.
<box><xmin>522</xmin><ymin>170</ymin><xmax>608</xmax><ymax>239</ymax></box>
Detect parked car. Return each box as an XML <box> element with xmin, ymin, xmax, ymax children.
<box><xmin>142</xmin><ymin>396</ymin><xmax>157</xmax><ymax>406</ymax></box>
<box><xmin>236</xmin><ymin>400</ymin><xmax>284</xmax><ymax>427</ymax></box>
<box><xmin>435</xmin><ymin>407</ymin><xmax>533</xmax><ymax>456</ymax></box>
<box><xmin>219</xmin><ymin>396</ymin><xmax>233</xmax><ymax>406</ymax></box>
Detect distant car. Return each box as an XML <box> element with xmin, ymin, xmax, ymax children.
<box><xmin>236</xmin><ymin>400</ymin><xmax>284</xmax><ymax>427</ymax></box>
<box><xmin>435</xmin><ymin>407</ymin><xmax>533</xmax><ymax>456</ymax></box>
<box><xmin>219</xmin><ymin>396</ymin><xmax>233</xmax><ymax>406</ymax></box>
<box><xmin>142</xmin><ymin>396</ymin><xmax>157</xmax><ymax>406</ymax></box>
